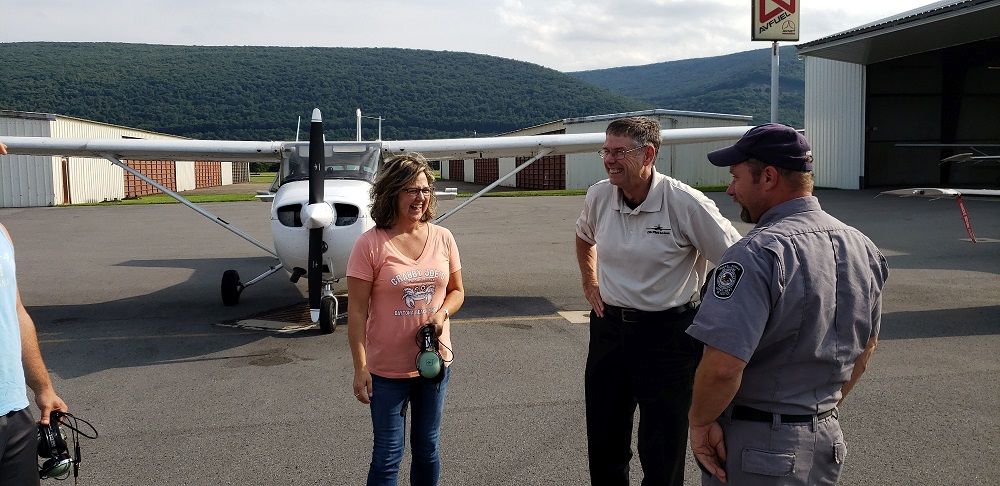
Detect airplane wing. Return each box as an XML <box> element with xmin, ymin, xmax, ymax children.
<box><xmin>383</xmin><ymin>126</ymin><xmax>752</xmax><ymax>160</ymax></box>
<box><xmin>880</xmin><ymin>187</ymin><xmax>1000</xmax><ymax>243</ymax></box>
<box><xmin>880</xmin><ymin>188</ymin><xmax>1000</xmax><ymax>198</ymax></box>
<box><xmin>3</xmin><ymin>124</ymin><xmax>752</xmax><ymax>163</ymax></box>
<box><xmin>1</xmin><ymin>137</ymin><xmax>287</xmax><ymax>162</ymax></box>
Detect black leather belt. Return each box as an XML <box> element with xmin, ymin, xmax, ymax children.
<box><xmin>732</xmin><ymin>405</ymin><xmax>836</xmax><ymax>423</ymax></box>
<box><xmin>603</xmin><ymin>301</ymin><xmax>699</xmax><ymax>323</ymax></box>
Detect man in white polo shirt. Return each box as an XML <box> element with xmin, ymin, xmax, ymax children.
<box><xmin>576</xmin><ymin>117</ymin><xmax>740</xmax><ymax>485</ymax></box>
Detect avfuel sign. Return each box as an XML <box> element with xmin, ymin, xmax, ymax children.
<box><xmin>752</xmin><ymin>0</ymin><xmax>800</xmax><ymax>41</ymax></box>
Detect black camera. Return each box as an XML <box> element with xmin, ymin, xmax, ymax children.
<box><xmin>37</xmin><ymin>411</ymin><xmax>72</xmax><ymax>479</ymax></box>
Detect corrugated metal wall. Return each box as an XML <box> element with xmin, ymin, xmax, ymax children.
<box><xmin>1</xmin><ymin>114</ymin><xmax>234</xmax><ymax>206</ymax></box>
<box><xmin>670</xmin><ymin>116</ymin><xmax>751</xmax><ymax>188</ymax></box>
<box><xmin>0</xmin><ymin>117</ymin><xmax>57</xmax><ymax>207</ymax></box>
<box><xmin>805</xmin><ymin>58</ymin><xmax>866</xmax><ymax>189</ymax></box>
<box><xmin>50</xmin><ymin>117</ymin><xmax>199</xmax><ymax>203</ymax></box>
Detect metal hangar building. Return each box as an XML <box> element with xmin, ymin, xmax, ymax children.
<box><xmin>797</xmin><ymin>0</ymin><xmax>1000</xmax><ymax>189</ymax></box>
<box><xmin>0</xmin><ymin>110</ymin><xmax>250</xmax><ymax>207</ymax></box>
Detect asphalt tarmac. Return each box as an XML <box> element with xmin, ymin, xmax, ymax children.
<box><xmin>1</xmin><ymin>188</ymin><xmax>997</xmax><ymax>485</ymax></box>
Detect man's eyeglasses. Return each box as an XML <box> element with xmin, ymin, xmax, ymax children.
<box><xmin>598</xmin><ymin>145</ymin><xmax>646</xmax><ymax>161</ymax></box>
<box><xmin>402</xmin><ymin>187</ymin><xmax>434</xmax><ymax>196</ymax></box>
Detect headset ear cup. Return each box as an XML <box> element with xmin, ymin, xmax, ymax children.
<box><xmin>37</xmin><ymin>420</ymin><xmax>72</xmax><ymax>479</ymax></box>
<box><xmin>37</xmin><ymin>424</ymin><xmax>53</xmax><ymax>458</ymax></box>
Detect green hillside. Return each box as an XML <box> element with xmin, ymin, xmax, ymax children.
<box><xmin>0</xmin><ymin>42</ymin><xmax>648</xmax><ymax>141</ymax></box>
<box><xmin>569</xmin><ymin>46</ymin><xmax>805</xmax><ymax>127</ymax></box>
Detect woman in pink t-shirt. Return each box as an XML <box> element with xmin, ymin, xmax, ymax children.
<box><xmin>347</xmin><ymin>153</ymin><xmax>464</xmax><ymax>486</ymax></box>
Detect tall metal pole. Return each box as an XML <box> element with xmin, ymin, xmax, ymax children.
<box><xmin>770</xmin><ymin>41</ymin><xmax>779</xmax><ymax>123</ymax></box>
<box><xmin>356</xmin><ymin>108</ymin><xmax>362</xmax><ymax>142</ymax></box>
<box><xmin>377</xmin><ymin>116</ymin><xmax>382</xmax><ymax>141</ymax></box>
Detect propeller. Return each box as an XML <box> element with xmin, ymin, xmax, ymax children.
<box><xmin>304</xmin><ymin>108</ymin><xmax>332</xmax><ymax>322</ymax></box>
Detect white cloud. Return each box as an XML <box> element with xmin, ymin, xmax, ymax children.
<box><xmin>1</xmin><ymin>0</ymin><xmax>938</xmax><ymax>71</ymax></box>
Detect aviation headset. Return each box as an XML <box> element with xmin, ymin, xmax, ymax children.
<box><xmin>37</xmin><ymin>411</ymin><xmax>99</xmax><ymax>480</ymax></box>
<box><xmin>415</xmin><ymin>323</ymin><xmax>452</xmax><ymax>382</ymax></box>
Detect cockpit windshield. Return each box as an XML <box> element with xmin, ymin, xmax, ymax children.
<box><xmin>278</xmin><ymin>142</ymin><xmax>381</xmax><ymax>187</ymax></box>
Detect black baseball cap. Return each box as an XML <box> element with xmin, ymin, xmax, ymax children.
<box><xmin>707</xmin><ymin>123</ymin><xmax>813</xmax><ymax>171</ymax></box>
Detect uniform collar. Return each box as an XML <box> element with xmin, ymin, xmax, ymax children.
<box><xmin>756</xmin><ymin>196</ymin><xmax>821</xmax><ymax>227</ymax></box>
<box><xmin>611</xmin><ymin>169</ymin><xmax>665</xmax><ymax>214</ymax></box>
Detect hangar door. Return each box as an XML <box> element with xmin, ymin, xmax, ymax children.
<box><xmin>448</xmin><ymin>160</ymin><xmax>464</xmax><ymax>181</ymax></box>
<box><xmin>124</xmin><ymin>160</ymin><xmax>176</xmax><ymax>198</ymax></box>
<box><xmin>865</xmin><ymin>38</ymin><xmax>1000</xmax><ymax>186</ymax></box>
<box><xmin>195</xmin><ymin>161</ymin><xmax>222</xmax><ymax>188</ymax></box>
<box><xmin>515</xmin><ymin>155</ymin><xmax>565</xmax><ymax>190</ymax></box>
<box><xmin>474</xmin><ymin>158</ymin><xmax>499</xmax><ymax>185</ymax></box>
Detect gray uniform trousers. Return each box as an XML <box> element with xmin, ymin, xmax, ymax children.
<box><xmin>701</xmin><ymin>407</ymin><xmax>847</xmax><ymax>485</ymax></box>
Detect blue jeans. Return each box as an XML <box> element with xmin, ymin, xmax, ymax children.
<box><xmin>367</xmin><ymin>367</ymin><xmax>450</xmax><ymax>486</ymax></box>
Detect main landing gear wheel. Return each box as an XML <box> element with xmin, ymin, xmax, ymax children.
<box><xmin>221</xmin><ymin>269</ymin><xmax>243</xmax><ymax>306</ymax></box>
<box><xmin>319</xmin><ymin>296</ymin><xmax>337</xmax><ymax>334</ymax></box>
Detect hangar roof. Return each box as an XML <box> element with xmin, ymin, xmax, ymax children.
<box><xmin>797</xmin><ymin>0</ymin><xmax>1000</xmax><ymax>64</ymax></box>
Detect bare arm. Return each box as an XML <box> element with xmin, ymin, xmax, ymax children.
<box><xmin>688</xmin><ymin>346</ymin><xmax>746</xmax><ymax>484</ymax></box>
<box><xmin>2</xmin><ymin>224</ymin><xmax>66</xmax><ymax>424</ymax></box>
<box><xmin>839</xmin><ymin>335</ymin><xmax>878</xmax><ymax>405</ymax></box>
<box><xmin>347</xmin><ymin>276</ymin><xmax>373</xmax><ymax>404</ymax></box>
<box><xmin>18</xmin><ymin>291</ymin><xmax>67</xmax><ymax>424</ymax></box>
<box><xmin>575</xmin><ymin>235</ymin><xmax>603</xmax><ymax>317</ymax></box>
<box><xmin>429</xmin><ymin>269</ymin><xmax>464</xmax><ymax>336</ymax></box>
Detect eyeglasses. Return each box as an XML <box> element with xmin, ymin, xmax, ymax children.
<box><xmin>402</xmin><ymin>187</ymin><xmax>434</xmax><ymax>196</ymax></box>
<box><xmin>598</xmin><ymin>145</ymin><xmax>646</xmax><ymax>161</ymax></box>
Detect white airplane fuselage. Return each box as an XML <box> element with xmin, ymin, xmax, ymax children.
<box><xmin>270</xmin><ymin>179</ymin><xmax>374</xmax><ymax>282</ymax></box>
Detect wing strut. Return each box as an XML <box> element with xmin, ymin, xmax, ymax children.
<box><xmin>956</xmin><ymin>195</ymin><xmax>978</xmax><ymax>243</ymax></box>
<box><xmin>99</xmin><ymin>153</ymin><xmax>278</xmax><ymax>257</ymax></box>
<box><xmin>433</xmin><ymin>148</ymin><xmax>554</xmax><ymax>224</ymax></box>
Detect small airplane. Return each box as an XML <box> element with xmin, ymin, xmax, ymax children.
<box><xmin>879</xmin><ymin>187</ymin><xmax>1000</xmax><ymax>243</ymax></box>
<box><xmin>2</xmin><ymin>109</ymin><xmax>751</xmax><ymax>333</ymax></box>
<box><xmin>882</xmin><ymin>143</ymin><xmax>1000</xmax><ymax>243</ymax></box>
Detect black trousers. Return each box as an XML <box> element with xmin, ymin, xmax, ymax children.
<box><xmin>585</xmin><ymin>305</ymin><xmax>702</xmax><ymax>486</ymax></box>
<box><xmin>1</xmin><ymin>408</ymin><xmax>41</xmax><ymax>486</ymax></box>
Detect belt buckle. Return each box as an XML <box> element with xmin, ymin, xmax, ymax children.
<box><xmin>620</xmin><ymin>307</ymin><xmax>640</xmax><ymax>323</ymax></box>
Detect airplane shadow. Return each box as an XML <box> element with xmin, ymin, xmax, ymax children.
<box><xmin>28</xmin><ymin>256</ymin><xmax>311</xmax><ymax>379</ymax></box>
<box><xmin>880</xmin><ymin>305</ymin><xmax>1000</xmax><ymax>340</ymax></box>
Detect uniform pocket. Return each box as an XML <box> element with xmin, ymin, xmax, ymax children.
<box><xmin>742</xmin><ymin>448</ymin><xmax>795</xmax><ymax>476</ymax></box>
<box><xmin>834</xmin><ymin>441</ymin><xmax>847</xmax><ymax>464</ymax></box>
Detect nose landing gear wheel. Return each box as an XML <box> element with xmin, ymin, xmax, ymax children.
<box><xmin>319</xmin><ymin>296</ymin><xmax>337</xmax><ymax>334</ymax></box>
<box><xmin>221</xmin><ymin>270</ymin><xmax>243</xmax><ymax>306</ymax></box>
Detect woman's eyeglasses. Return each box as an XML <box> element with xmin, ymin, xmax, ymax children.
<box><xmin>402</xmin><ymin>187</ymin><xmax>434</xmax><ymax>196</ymax></box>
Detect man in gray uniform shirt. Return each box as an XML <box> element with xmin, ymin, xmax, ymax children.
<box><xmin>576</xmin><ymin>117</ymin><xmax>741</xmax><ymax>485</ymax></box>
<box><xmin>685</xmin><ymin>124</ymin><xmax>888</xmax><ymax>485</ymax></box>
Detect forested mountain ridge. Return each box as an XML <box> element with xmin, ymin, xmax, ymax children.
<box><xmin>569</xmin><ymin>46</ymin><xmax>805</xmax><ymax>127</ymax></box>
<box><xmin>0</xmin><ymin>42</ymin><xmax>648</xmax><ymax>141</ymax></box>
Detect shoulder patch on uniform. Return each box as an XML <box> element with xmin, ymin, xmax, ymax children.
<box><xmin>713</xmin><ymin>262</ymin><xmax>743</xmax><ymax>300</ymax></box>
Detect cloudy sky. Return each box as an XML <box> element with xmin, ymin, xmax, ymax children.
<box><xmin>3</xmin><ymin>0</ymin><xmax>937</xmax><ymax>71</ymax></box>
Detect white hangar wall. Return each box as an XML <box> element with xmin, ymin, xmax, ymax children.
<box><xmin>49</xmin><ymin>116</ymin><xmax>203</xmax><ymax>205</ymax></box>
<box><xmin>1</xmin><ymin>111</ymin><xmax>246</xmax><ymax>207</ymax></box>
<box><xmin>804</xmin><ymin>58</ymin><xmax>867</xmax><ymax>189</ymax></box>
<box><xmin>0</xmin><ymin>114</ymin><xmax>57</xmax><ymax>207</ymax></box>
